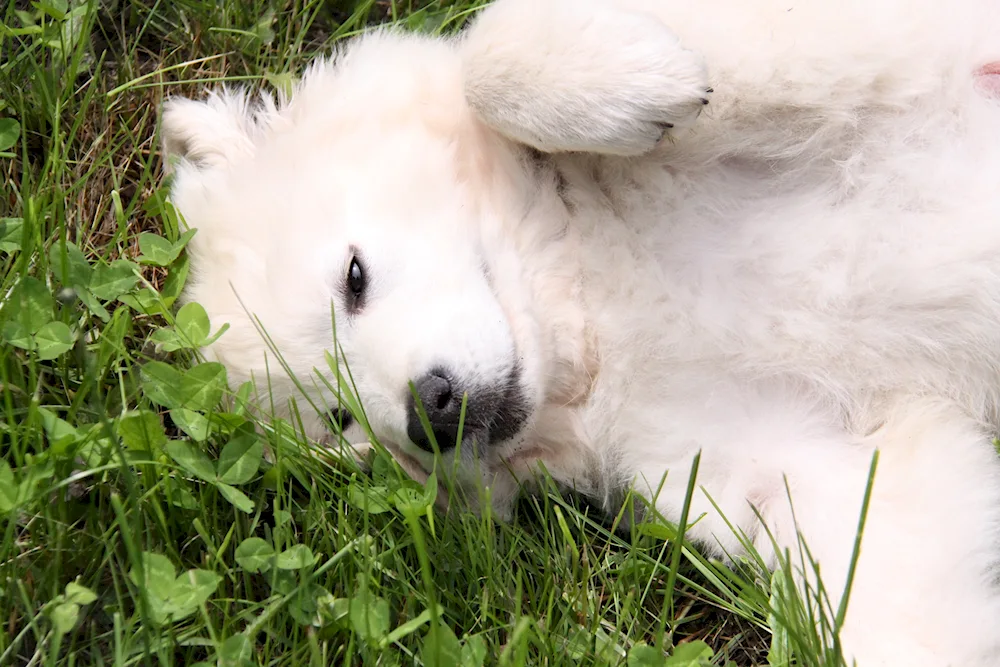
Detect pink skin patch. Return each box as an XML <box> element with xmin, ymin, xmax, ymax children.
<box><xmin>975</xmin><ymin>62</ymin><xmax>1000</xmax><ymax>97</ymax></box>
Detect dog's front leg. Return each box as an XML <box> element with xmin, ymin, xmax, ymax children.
<box><xmin>460</xmin><ymin>0</ymin><xmax>711</xmax><ymax>156</ymax></box>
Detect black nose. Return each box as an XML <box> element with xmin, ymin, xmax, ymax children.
<box><xmin>407</xmin><ymin>369</ymin><xmax>465</xmax><ymax>451</ymax></box>
<box><xmin>406</xmin><ymin>366</ymin><xmax>531</xmax><ymax>453</ymax></box>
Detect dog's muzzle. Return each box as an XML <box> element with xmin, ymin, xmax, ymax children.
<box><xmin>405</xmin><ymin>365</ymin><xmax>529</xmax><ymax>453</ymax></box>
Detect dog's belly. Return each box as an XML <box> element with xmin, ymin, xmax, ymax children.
<box><xmin>570</xmin><ymin>118</ymin><xmax>1000</xmax><ymax>427</ymax></box>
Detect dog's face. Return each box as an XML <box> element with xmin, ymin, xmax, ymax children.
<box><xmin>162</xmin><ymin>36</ymin><xmax>562</xmax><ymax>498</ymax></box>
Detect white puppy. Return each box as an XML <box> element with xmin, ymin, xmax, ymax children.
<box><xmin>162</xmin><ymin>0</ymin><xmax>1000</xmax><ymax>664</ymax></box>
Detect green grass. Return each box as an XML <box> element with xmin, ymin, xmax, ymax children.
<box><xmin>0</xmin><ymin>2</ymin><xmax>853</xmax><ymax>665</ymax></box>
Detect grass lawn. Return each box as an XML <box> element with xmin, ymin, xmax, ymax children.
<box><xmin>1</xmin><ymin>1</ymin><xmax>852</xmax><ymax>665</ymax></box>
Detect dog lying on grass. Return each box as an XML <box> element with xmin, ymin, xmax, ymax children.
<box><xmin>161</xmin><ymin>0</ymin><xmax>1000</xmax><ymax>663</ymax></box>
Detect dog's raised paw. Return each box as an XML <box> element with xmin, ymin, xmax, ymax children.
<box><xmin>462</xmin><ymin>0</ymin><xmax>711</xmax><ymax>156</ymax></box>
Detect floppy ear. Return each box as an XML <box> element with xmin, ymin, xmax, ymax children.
<box><xmin>160</xmin><ymin>91</ymin><xmax>258</xmax><ymax>172</ymax></box>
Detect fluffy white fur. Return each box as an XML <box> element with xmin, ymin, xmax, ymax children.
<box><xmin>162</xmin><ymin>1</ymin><xmax>1000</xmax><ymax>664</ymax></box>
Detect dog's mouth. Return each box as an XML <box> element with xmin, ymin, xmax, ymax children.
<box><xmin>475</xmin><ymin>365</ymin><xmax>533</xmax><ymax>445</ymax></box>
<box><xmin>322</xmin><ymin>364</ymin><xmax>533</xmax><ymax>469</ymax></box>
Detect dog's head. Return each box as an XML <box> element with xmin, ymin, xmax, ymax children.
<box><xmin>162</xmin><ymin>31</ymin><xmax>594</xmax><ymax>510</ymax></box>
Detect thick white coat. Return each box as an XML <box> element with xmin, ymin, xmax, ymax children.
<box><xmin>163</xmin><ymin>1</ymin><xmax>1000</xmax><ymax>664</ymax></box>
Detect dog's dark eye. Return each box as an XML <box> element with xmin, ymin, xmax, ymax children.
<box><xmin>348</xmin><ymin>258</ymin><xmax>365</xmax><ymax>295</ymax></box>
<box><xmin>344</xmin><ymin>255</ymin><xmax>366</xmax><ymax>313</ymax></box>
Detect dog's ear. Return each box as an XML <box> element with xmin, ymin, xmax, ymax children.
<box><xmin>160</xmin><ymin>92</ymin><xmax>258</xmax><ymax>173</ymax></box>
